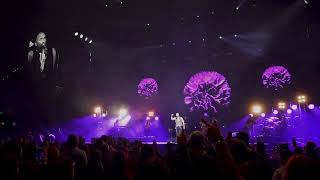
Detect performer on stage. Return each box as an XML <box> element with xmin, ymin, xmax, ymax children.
<box><xmin>114</xmin><ymin>119</ymin><xmax>120</xmax><ymax>128</ymax></box>
<box><xmin>145</xmin><ymin>118</ymin><xmax>151</xmax><ymax>137</ymax></box>
<box><xmin>27</xmin><ymin>32</ymin><xmax>61</xmax><ymax>127</ymax></box>
<box><xmin>171</xmin><ymin>113</ymin><xmax>185</xmax><ymax>137</ymax></box>
<box><xmin>28</xmin><ymin>32</ymin><xmax>58</xmax><ymax>84</ymax></box>
<box><xmin>113</xmin><ymin>119</ymin><xmax>121</xmax><ymax>137</ymax></box>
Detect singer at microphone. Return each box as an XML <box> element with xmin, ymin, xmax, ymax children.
<box><xmin>27</xmin><ymin>32</ymin><xmax>61</xmax><ymax>127</ymax></box>
<box><xmin>27</xmin><ymin>32</ymin><xmax>58</xmax><ymax>81</ymax></box>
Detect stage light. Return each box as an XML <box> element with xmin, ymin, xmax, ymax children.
<box><xmin>102</xmin><ymin>113</ymin><xmax>106</xmax><ymax>117</ymax></box>
<box><xmin>12</xmin><ymin>122</ymin><xmax>16</xmax><ymax>126</ymax></box>
<box><xmin>273</xmin><ymin>110</ymin><xmax>278</xmax><ymax>115</ymax></box>
<box><xmin>261</xmin><ymin>113</ymin><xmax>266</xmax><ymax>117</ymax></box>
<box><xmin>236</xmin><ymin>7</ymin><xmax>239</xmax><ymax>10</ymax></box>
<box><xmin>74</xmin><ymin>32</ymin><xmax>79</xmax><ymax>36</ymax></box>
<box><xmin>85</xmin><ymin>37</ymin><xmax>88</xmax><ymax>41</ymax></box>
<box><xmin>249</xmin><ymin>114</ymin><xmax>253</xmax><ymax>117</ymax></box>
<box><xmin>80</xmin><ymin>34</ymin><xmax>83</xmax><ymax>39</ymax></box>
<box><xmin>304</xmin><ymin>0</ymin><xmax>308</xmax><ymax>5</ymax></box>
<box><xmin>146</xmin><ymin>117</ymin><xmax>150</xmax><ymax>120</ymax></box>
<box><xmin>120</xmin><ymin>115</ymin><xmax>131</xmax><ymax>126</ymax></box>
<box><xmin>251</xmin><ymin>104</ymin><xmax>262</xmax><ymax>114</ymax></box>
<box><xmin>234</xmin><ymin>34</ymin><xmax>238</xmax><ymax>37</ymax></box>
<box><xmin>287</xmin><ymin>109</ymin><xmax>292</xmax><ymax>114</ymax></box>
<box><xmin>297</xmin><ymin>95</ymin><xmax>307</xmax><ymax>103</ymax></box>
<box><xmin>89</xmin><ymin>40</ymin><xmax>93</xmax><ymax>44</ymax></box>
<box><xmin>155</xmin><ymin>116</ymin><xmax>159</xmax><ymax>121</ymax></box>
<box><xmin>148</xmin><ymin>111</ymin><xmax>155</xmax><ymax>117</ymax></box>
<box><xmin>219</xmin><ymin>36</ymin><xmax>223</xmax><ymax>39</ymax></box>
<box><xmin>94</xmin><ymin>106</ymin><xmax>102</xmax><ymax>114</ymax></box>
<box><xmin>308</xmin><ymin>104</ymin><xmax>315</xmax><ymax>110</ymax></box>
<box><xmin>291</xmin><ymin>104</ymin><xmax>298</xmax><ymax>110</ymax></box>
<box><xmin>118</xmin><ymin>108</ymin><xmax>128</xmax><ymax>117</ymax></box>
<box><xmin>278</xmin><ymin>102</ymin><xmax>286</xmax><ymax>110</ymax></box>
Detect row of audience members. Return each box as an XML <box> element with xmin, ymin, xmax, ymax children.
<box><xmin>1</xmin><ymin>119</ymin><xmax>320</xmax><ymax>180</ymax></box>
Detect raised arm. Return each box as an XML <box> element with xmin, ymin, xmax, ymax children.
<box><xmin>27</xmin><ymin>50</ymin><xmax>34</xmax><ymax>63</ymax></box>
<box><xmin>203</xmin><ymin>119</ymin><xmax>241</xmax><ymax>180</ymax></box>
<box><xmin>171</xmin><ymin>114</ymin><xmax>176</xmax><ymax>120</ymax></box>
<box><xmin>52</xmin><ymin>48</ymin><xmax>57</xmax><ymax>68</ymax></box>
<box><xmin>181</xmin><ymin>118</ymin><xmax>186</xmax><ymax>129</ymax></box>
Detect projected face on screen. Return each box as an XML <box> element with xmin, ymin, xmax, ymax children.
<box><xmin>35</xmin><ymin>32</ymin><xmax>46</xmax><ymax>47</ymax></box>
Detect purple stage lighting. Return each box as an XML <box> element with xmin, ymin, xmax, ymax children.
<box><xmin>291</xmin><ymin>104</ymin><xmax>298</xmax><ymax>110</ymax></box>
<box><xmin>155</xmin><ymin>116</ymin><xmax>159</xmax><ymax>121</ymax></box>
<box><xmin>273</xmin><ymin>110</ymin><xmax>279</xmax><ymax>115</ymax></box>
<box><xmin>184</xmin><ymin>71</ymin><xmax>231</xmax><ymax>112</ymax></box>
<box><xmin>308</xmin><ymin>104</ymin><xmax>315</xmax><ymax>110</ymax></box>
<box><xmin>287</xmin><ymin>109</ymin><xmax>292</xmax><ymax>114</ymax></box>
<box><xmin>261</xmin><ymin>113</ymin><xmax>266</xmax><ymax>117</ymax></box>
<box><xmin>262</xmin><ymin>66</ymin><xmax>291</xmax><ymax>90</ymax></box>
<box><xmin>137</xmin><ymin>78</ymin><xmax>159</xmax><ymax>98</ymax></box>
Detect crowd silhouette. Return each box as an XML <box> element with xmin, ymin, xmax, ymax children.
<box><xmin>0</xmin><ymin>119</ymin><xmax>320</xmax><ymax>180</ymax></box>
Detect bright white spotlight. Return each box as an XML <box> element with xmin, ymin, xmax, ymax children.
<box><xmin>287</xmin><ymin>109</ymin><xmax>292</xmax><ymax>114</ymax></box>
<box><xmin>146</xmin><ymin>117</ymin><xmax>150</xmax><ymax>120</ymax></box>
<box><xmin>278</xmin><ymin>102</ymin><xmax>286</xmax><ymax>110</ymax></box>
<box><xmin>249</xmin><ymin>114</ymin><xmax>254</xmax><ymax>117</ymax></box>
<box><xmin>219</xmin><ymin>36</ymin><xmax>223</xmax><ymax>39</ymax></box>
<box><xmin>93</xmin><ymin>114</ymin><xmax>97</xmax><ymax>117</ymax></box>
<box><xmin>155</xmin><ymin>116</ymin><xmax>159</xmax><ymax>121</ymax></box>
<box><xmin>252</xmin><ymin>104</ymin><xmax>263</xmax><ymax>114</ymax></box>
<box><xmin>304</xmin><ymin>0</ymin><xmax>309</xmax><ymax>5</ymax></box>
<box><xmin>102</xmin><ymin>113</ymin><xmax>106</xmax><ymax>117</ymax></box>
<box><xmin>291</xmin><ymin>104</ymin><xmax>298</xmax><ymax>110</ymax></box>
<box><xmin>261</xmin><ymin>113</ymin><xmax>266</xmax><ymax>117</ymax></box>
<box><xmin>118</xmin><ymin>108</ymin><xmax>128</xmax><ymax>117</ymax></box>
<box><xmin>74</xmin><ymin>32</ymin><xmax>79</xmax><ymax>36</ymax></box>
<box><xmin>273</xmin><ymin>110</ymin><xmax>279</xmax><ymax>115</ymax></box>
<box><xmin>234</xmin><ymin>34</ymin><xmax>238</xmax><ymax>37</ymax></box>
<box><xmin>89</xmin><ymin>40</ymin><xmax>93</xmax><ymax>44</ymax></box>
<box><xmin>85</xmin><ymin>37</ymin><xmax>88</xmax><ymax>41</ymax></box>
<box><xmin>148</xmin><ymin>111</ymin><xmax>155</xmax><ymax>117</ymax></box>
<box><xmin>308</xmin><ymin>104</ymin><xmax>315</xmax><ymax>110</ymax></box>
<box><xmin>94</xmin><ymin>106</ymin><xmax>102</xmax><ymax>114</ymax></box>
<box><xmin>297</xmin><ymin>95</ymin><xmax>307</xmax><ymax>103</ymax></box>
<box><xmin>80</xmin><ymin>34</ymin><xmax>84</xmax><ymax>39</ymax></box>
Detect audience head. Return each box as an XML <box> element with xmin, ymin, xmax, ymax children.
<box><xmin>284</xmin><ymin>155</ymin><xmax>320</xmax><ymax>180</ymax></box>
<box><xmin>47</xmin><ymin>144</ymin><xmax>60</xmax><ymax>163</ymax></box>
<box><xmin>280</xmin><ymin>149</ymin><xmax>292</xmax><ymax>165</ymax></box>
<box><xmin>236</xmin><ymin>131</ymin><xmax>250</xmax><ymax>146</ymax></box>
<box><xmin>67</xmin><ymin>134</ymin><xmax>78</xmax><ymax>148</ymax></box>
<box><xmin>256</xmin><ymin>141</ymin><xmax>266</xmax><ymax>156</ymax></box>
<box><xmin>228</xmin><ymin>139</ymin><xmax>248</xmax><ymax>165</ymax></box>
<box><xmin>305</xmin><ymin>141</ymin><xmax>317</xmax><ymax>157</ymax></box>
<box><xmin>190</xmin><ymin>131</ymin><xmax>205</xmax><ymax>151</ymax></box>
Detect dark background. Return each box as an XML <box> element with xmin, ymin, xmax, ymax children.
<box><xmin>1</xmin><ymin>0</ymin><xmax>319</xmax><ymax>129</ymax></box>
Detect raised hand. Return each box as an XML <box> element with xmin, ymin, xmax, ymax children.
<box><xmin>201</xmin><ymin>119</ymin><xmax>223</xmax><ymax>143</ymax></box>
<box><xmin>177</xmin><ymin>127</ymin><xmax>187</xmax><ymax>145</ymax></box>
